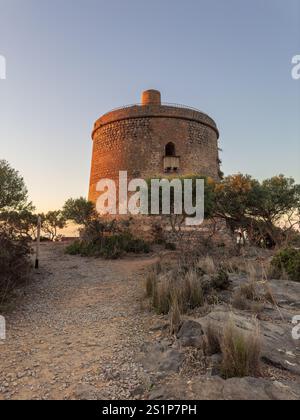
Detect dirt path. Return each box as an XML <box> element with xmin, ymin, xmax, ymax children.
<box><xmin>0</xmin><ymin>243</ymin><xmax>158</xmax><ymax>400</ymax></box>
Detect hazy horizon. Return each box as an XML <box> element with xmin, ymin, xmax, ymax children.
<box><xmin>0</xmin><ymin>0</ymin><xmax>299</xmax><ymax>212</ymax></box>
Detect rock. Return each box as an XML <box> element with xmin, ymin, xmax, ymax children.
<box><xmin>158</xmin><ymin>349</ymin><xmax>184</xmax><ymax>373</ymax></box>
<box><xmin>267</xmin><ymin>279</ymin><xmax>300</xmax><ymax>310</ymax></box>
<box><xmin>138</xmin><ymin>344</ymin><xmax>184</xmax><ymax>375</ymax></box>
<box><xmin>148</xmin><ymin>376</ymin><xmax>300</xmax><ymax>400</ymax></box>
<box><xmin>198</xmin><ymin>306</ymin><xmax>300</xmax><ymax>376</ymax></box>
<box><xmin>177</xmin><ymin>320</ymin><xmax>204</xmax><ymax>348</ymax></box>
<box><xmin>207</xmin><ymin>354</ymin><xmax>222</xmax><ymax>377</ymax></box>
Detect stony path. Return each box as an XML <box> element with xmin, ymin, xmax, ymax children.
<box><xmin>0</xmin><ymin>243</ymin><xmax>158</xmax><ymax>400</ymax></box>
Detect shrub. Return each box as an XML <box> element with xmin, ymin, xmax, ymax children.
<box><xmin>123</xmin><ymin>236</ymin><xmax>151</xmax><ymax>254</ymax></box>
<box><xmin>270</xmin><ymin>248</ymin><xmax>300</xmax><ymax>282</ymax></box>
<box><xmin>64</xmin><ymin>240</ymin><xmax>83</xmax><ymax>255</ymax></box>
<box><xmin>42</xmin><ymin>210</ymin><xmax>67</xmax><ymax>241</ymax></box>
<box><xmin>221</xmin><ymin>320</ymin><xmax>261</xmax><ymax>379</ymax></box>
<box><xmin>165</xmin><ymin>242</ymin><xmax>177</xmax><ymax>251</ymax></box>
<box><xmin>211</xmin><ymin>269</ymin><xmax>230</xmax><ymax>291</ymax></box>
<box><xmin>0</xmin><ymin>229</ymin><xmax>32</xmax><ymax>307</ymax></box>
<box><xmin>62</xmin><ymin>197</ymin><xmax>97</xmax><ymax>227</ymax></box>
<box><xmin>100</xmin><ymin>235</ymin><xmax>126</xmax><ymax>259</ymax></box>
<box><xmin>65</xmin><ymin>233</ymin><xmax>150</xmax><ymax>259</ymax></box>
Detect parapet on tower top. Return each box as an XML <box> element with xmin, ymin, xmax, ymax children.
<box><xmin>141</xmin><ymin>89</ymin><xmax>162</xmax><ymax>106</ymax></box>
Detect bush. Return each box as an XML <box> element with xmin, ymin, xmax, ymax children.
<box><xmin>165</xmin><ymin>242</ymin><xmax>177</xmax><ymax>251</ymax></box>
<box><xmin>0</xmin><ymin>229</ymin><xmax>32</xmax><ymax>307</ymax></box>
<box><xmin>211</xmin><ymin>269</ymin><xmax>230</xmax><ymax>291</ymax></box>
<box><xmin>65</xmin><ymin>233</ymin><xmax>150</xmax><ymax>259</ymax></box>
<box><xmin>64</xmin><ymin>240</ymin><xmax>83</xmax><ymax>255</ymax></box>
<box><xmin>270</xmin><ymin>248</ymin><xmax>300</xmax><ymax>282</ymax></box>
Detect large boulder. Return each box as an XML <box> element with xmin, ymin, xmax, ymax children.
<box><xmin>199</xmin><ymin>306</ymin><xmax>300</xmax><ymax>376</ymax></box>
<box><xmin>177</xmin><ymin>320</ymin><xmax>204</xmax><ymax>348</ymax></box>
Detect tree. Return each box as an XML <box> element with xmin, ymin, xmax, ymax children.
<box><xmin>213</xmin><ymin>174</ymin><xmax>300</xmax><ymax>247</ymax></box>
<box><xmin>213</xmin><ymin>174</ymin><xmax>257</xmax><ymax>229</ymax></box>
<box><xmin>62</xmin><ymin>197</ymin><xmax>96</xmax><ymax>226</ymax></box>
<box><xmin>146</xmin><ymin>175</ymin><xmax>215</xmax><ymax>232</ymax></box>
<box><xmin>42</xmin><ymin>211</ymin><xmax>67</xmax><ymax>241</ymax></box>
<box><xmin>0</xmin><ymin>160</ymin><xmax>31</xmax><ymax>212</ymax></box>
<box><xmin>0</xmin><ymin>227</ymin><xmax>32</xmax><ymax>304</ymax></box>
<box><xmin>0</xmin><ymin>209</ymin><xmax>39</xmax><ymax>239</ymax></box>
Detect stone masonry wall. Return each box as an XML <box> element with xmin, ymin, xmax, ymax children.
<box><xmin>89</xmin><ymin>106</ymin><xmax>220</xmax><ymax>203</ymax></box>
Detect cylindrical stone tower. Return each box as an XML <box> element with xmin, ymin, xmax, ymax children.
<box><xmin>89</xmin><ymin>90</ymin><xmax>220</xmax><ymax>203</ymax></box>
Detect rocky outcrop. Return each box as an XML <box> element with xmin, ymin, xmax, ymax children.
<box><xmin>149</xmin><ymin>376</ymin><xmax>300</xmax><ymax>400</ymax></box>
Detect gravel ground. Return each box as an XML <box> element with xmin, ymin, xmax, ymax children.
<box><xmin>0</xmin><ymin>242</ymin><xmax>158</xmax><ymax>400</ymax></box>
<box><xmin>2</xmin><ymin>243</ymin><xmax>299</xmax><ymax>400</ymax></box>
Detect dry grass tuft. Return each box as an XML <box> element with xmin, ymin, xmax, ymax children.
<box><xmin>246</xmin><ymin>262</ymin><xmax>258</xmax><ymax>283</ymax></box>
<box><xmin>220</xmin><ymin>319</ymin><xmax>261</xmax><ymax>379</ymax></box>
<box><xmin>181</xmin><ymin>270</ymin><xmax>204</xmax><ymax>311</ymax></box>
<box><xmin>146</xmin><ymin>263</ymin><xmax>206</xmax><ymax>316</ymax></box>
<box><xmin>145</xmin><ymin>269</ymin><xmax>156</xmax><ymax>298</ymax></box>
<box><xmin>205</xmin><ymin>323</ymin><xmax>222</xmax><ymax>355</ymax></box>
<box><xmin>198</xmin><ymin>256</ymin><xmax>216</xmax><ymax>275</ymax></box>
<box><xmin>240</xmin><ymin>281</ymin><xmax>259</xmax><ymax>301</ymax></box>
<box><xmin>232</xmin><ymin>288</ymin><xmax>251</xmax><ymax>311</ymax></box>
<box><xmin>169</xmin><ymin>292</ymin><xmax>182</xmax><ymax>334</ymax></box>
<box><xmin>152</xmin><ymin>275</ymin><xmax>171</xmax><ymax>315</ymax></box>
<box><xmin>225</xmin><ymin>258</ymin><xmax>245</xmax><ymax>274</ymax></box>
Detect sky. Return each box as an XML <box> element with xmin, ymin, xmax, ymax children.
<box><xmin>0</xmin><ymin>0</ymin><xmax>299</xmax><ymax>212</ymax></box>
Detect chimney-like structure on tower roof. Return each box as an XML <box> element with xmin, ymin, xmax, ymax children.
<box><xmin>141</xmin><ymin>89</ymin><xmax>162</xmax><ymax>106</ymax></box>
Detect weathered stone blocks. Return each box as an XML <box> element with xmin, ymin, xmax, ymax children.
<box><xmin>89</xmin><ymin>90</ymin><xmax>220</xmax><ymax>203</ymax></box>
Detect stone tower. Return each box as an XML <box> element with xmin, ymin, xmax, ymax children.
<box><xmin>89</xmin><ymin>90</ymin><xmax>220</xmax><ymax>203</ymax></box>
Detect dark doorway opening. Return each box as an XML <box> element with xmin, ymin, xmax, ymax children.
<box><xmin>165</xmin><ymin>142</ymin><xmax>176</xmax><ymax>157</ymax></box>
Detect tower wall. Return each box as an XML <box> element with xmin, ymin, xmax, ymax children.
<box><xmin>89</xmin><ymin>92</ymin><xmax>220</xmax><ymax>204</ymax></box>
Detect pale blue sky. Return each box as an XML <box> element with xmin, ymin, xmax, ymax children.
<box><xmin>0</xmin><ymin>0</ymin><xmax>299</xmax><ymax>211</ymax></box>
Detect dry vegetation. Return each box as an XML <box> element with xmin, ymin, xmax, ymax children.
<box><xmin>145</xmin><ymin>255</ymin><xmax>230</xmax><ymax>318</ymax></box>
<box><xmin>0</xmin><ymin>228</ymin><xmax>32</xmax><ymax>309</ymax></box>
<box><xmin>220</xmin><ymin>320</ymin><xmax>261</xmax><ymax>379</ymax></box>
<box><xmin>143</xmin><ymin>237</ymin><xmax>300</xmax><ymax>386</ymax></box>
